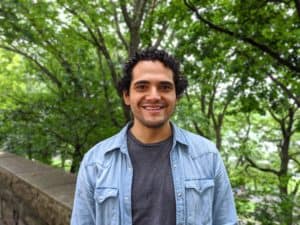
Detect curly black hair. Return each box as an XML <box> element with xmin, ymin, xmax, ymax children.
<box><xmin>118</xmin><ymin>48</ymin><xmax>188</xmax><ymax>97</ymax></box>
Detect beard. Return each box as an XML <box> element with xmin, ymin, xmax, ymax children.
<box><xmin>132</xmin><ymin>111</ymin><xmax>174</xmax><ymax>130</ymax></box>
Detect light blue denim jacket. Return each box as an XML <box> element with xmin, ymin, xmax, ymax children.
<box><xmin>71</xmin><ymin>123</ymin><xmax>238</xmax><ymax>225</ymax></box>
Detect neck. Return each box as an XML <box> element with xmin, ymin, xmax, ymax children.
<box><xmin>130</xmin><ymin>122</ymin><xmax>172</xmax><ymax>144</ymax></box>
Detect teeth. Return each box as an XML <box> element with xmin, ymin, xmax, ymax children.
<box><xmin>143</xmin><ymin>106</ymin><xmax>162</xmax><ymax>110</ymax></box>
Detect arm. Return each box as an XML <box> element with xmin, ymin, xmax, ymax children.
<box><xmin>71</xmin><ymin>156</ymin><xmax>96</xmax><ymax>225</ymax></box>
<box><xmin>213</xmin><ymin>152</ymin><xmax>238</xmax><ymax>225</ymax></box>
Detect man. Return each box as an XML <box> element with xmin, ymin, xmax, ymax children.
<box><xmin>71</xmin><ymin>48</ymin><xmax>238</xmax><ymax>225</ymax></box>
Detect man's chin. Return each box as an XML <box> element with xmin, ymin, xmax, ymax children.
<box><xmin>143</xmin><ymin>120</ymin><xmax>169</xmax><ymax>129</ymax></box>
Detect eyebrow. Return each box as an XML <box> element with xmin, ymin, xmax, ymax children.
<box><xmin>159</xmin><ymin>81</ymin><xmax>174</xmax><ymax>86</ymax></box>
<box><xmin>133</xmin><ymin>80</ymin><xmax>149</xmax><ymax>86</ymax></box>
<box><xmin>133</xmin><ymin>80</ymin><xmax>174</xmax><ymax>86</ymax></box>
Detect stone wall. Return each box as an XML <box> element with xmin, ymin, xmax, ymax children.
<box><xmin>0</xmin><ymin>151</ymin><xmax>76</xmax><ymax>225</ymax></box>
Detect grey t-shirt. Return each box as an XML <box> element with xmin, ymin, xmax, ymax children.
<box><xmin>127</xmin><ymin>131</ymin><xmax>176</xmax><ymax>225</ymax></box>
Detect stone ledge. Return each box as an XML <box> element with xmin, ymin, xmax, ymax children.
<box><xmin>0</xmin><ymin>151</ymin><xmax>76</xmax><ymax>225</ymax></box>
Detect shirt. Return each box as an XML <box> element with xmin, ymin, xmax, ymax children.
<box><xmin>71</xmin><ymin>122</ymin><xmax>238</xmax><ymax>225</ymax></box>
<box><xmin>127</xmin><ymin>130</ymin><xmax>176</xmax><ymax>225</ymax></box>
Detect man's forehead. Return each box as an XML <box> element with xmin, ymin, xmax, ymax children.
<box><xmin>132</xmin><ymin>60</ymin><xmax>171</xmax><ymax>72</ymax></box>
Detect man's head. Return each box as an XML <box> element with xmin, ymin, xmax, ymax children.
<box><xmin>118</xmin><ymin>48</ymin><xmax>188</xmax><ymax>98</ymax></box>
<box><xmin>118</xmin><ymin>48</ymin><xmax>188</xmax><ymax>130</ymax></box>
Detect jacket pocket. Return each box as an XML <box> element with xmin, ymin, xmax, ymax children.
<box><xmin>94</xmin><ymin>187</ymin><xmax>119</xmax><ymax>225</ymax></box>
<box><xmin>185</xmin><ymin>179</ymin><xmax>214</xmax><ymax>225</ymax></box>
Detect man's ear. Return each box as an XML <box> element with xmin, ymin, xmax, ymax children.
<box><xmin>123</xmin><ymin>91</ymin><xmax>130</xmax><ymax>106</ymax></box>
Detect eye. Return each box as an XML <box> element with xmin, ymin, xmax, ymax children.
<box><xmin>135</xmin><ymin>83</ymin><xmax>148</xmax><ymax>91</ymax></box>
<box><xmin>160</xmin><ymin>84</ymin><xmax>173</xmax><ymax>92</ymax></box>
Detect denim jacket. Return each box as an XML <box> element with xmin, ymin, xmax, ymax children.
<box><xmin>71</xmin><ymin>123</ymin><xmax>238</xmax><ymax>225</ymax></box>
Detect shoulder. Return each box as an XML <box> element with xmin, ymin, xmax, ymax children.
<box><xmin>82</xmin><ymin>130</ymin><xmax>125</xmax><ymax>167</ymax></box>
<box><xmin>176</xmin><ymin>126</ymin><xmax>219</xmax><ymax>157</ymax></box>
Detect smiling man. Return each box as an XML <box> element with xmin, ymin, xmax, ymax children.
<box><xmin>71</xmin><ymin>48</ymin><xmax>238</xmax><ymax>225</ymax></box>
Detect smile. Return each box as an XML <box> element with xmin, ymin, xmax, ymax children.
<box><xmin>141</xmin><ymin>105</ymin><xmax>165</xmax><ymax>110</ymax></box>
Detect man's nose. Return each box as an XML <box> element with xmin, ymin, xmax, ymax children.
<box><xmin>146</xmin><ymin>87</ymin><xmax>161</xmax><ymax>100</ymax></box>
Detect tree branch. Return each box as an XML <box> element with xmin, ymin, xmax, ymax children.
<box><xmin>221</xmin><ymin>77</ymin><xmax>238</xmax><ymax>116</ymax></box>
<box><xmin>185</xmin><ymin>92</ymin><xmax>207</xmax><ymax>137</ymax></box>
<box><xmin>95</xmin><ymin>27</ymin><xmax>119</xmax><ymax>89</ymax></box>
<box><xmin>209</xmin><ymin>80</ymin><xmax>218</xmax><ymax>126</ymax></box>
<box><xmin>245</xmin><ymin>156</ymin><xmax>280</xmax><ymax>176</ymax></box>
<box><xmin>64</xmin><ymin>6</ymin><xmax>100</xmax><ymax>48</ymax></box>
<box><xmin>0</xmin><ymin>45</ymin><xmax>62</xmax><ymax>88</ymax></box>
<box><xmin>111</xmin><ymin>1</ymin><xmax>129</xmax><ymax>51</ymax></box>
<box><xmin>98</xmin><ymin>53</ymin><xmax>121</xmax><ymax>128</ymax></box>
<box><xmin>47</xmin><ymin>127</ymin><xmax>71</xmax><ymax>144</ymax></box>
<box><xmin>64</xmin><ymin>5</ymin><xmax>117</xmax><ymax>90</ymax></box>
<box><xmin>290</xmin><ymin>156</ymin><xmax>300</xmax><ymax>168</ymax></box>
<box><xmin>63</xmin><ymin>3</ymin><xmax>128</xmax><ymax>120</ymax></box>
<box><xmin>295</xmin><ymin>0</ymin><xmax>300</xmax><ymax>18</ymax></box>
<box><xmin>290</xmin><ymin>151</ymin><xmax>300</xmax><ymax>157</ymax></box>
<box><xmin>16</xmin><ymin>7</ymin><xmax>85</xmax><ymax>92</ymax></box>
<box><xmin>61</xmin><ymin>20</ymin><xmax>94</xmax><ymax>44</ymax></box>
<box><xmin>268</xmin><ymin>106</ymin><xmax>283</xmax><ymax>124</ymax></box>
<box><xmin>184</xmin><ymin>0</ymin><xmax>300</xmax><ymax>74</ymax></box>
<box><xmin>133</xmin><ymin>0</ymin><xmax>147</xmax><ymax>28</ymax></box>
<box><xmin>81</xmin><ymin>122</ymin><xmax>99</xmax><ymax>146</ymax></box>
<box><xmin>292</xmin><ymin>181</ymin><xmax>299</xmax><ymax>196</ymax></box>
<box><xmin>162</xmin><ymin>25</ymin><xmax>176</xmax><ymax>49</ymax></box>
<box><xmin>119</xmin><ymin>0</ymin><xmax>132</xmax><ymax>29</ymax></box>
<box><xmin>268</xmin><ymin>73</ymin><xmax>300</xmax><ymax>107</ymax></box>
<box><xmin>153</xmin><ymin>21</ymin><xmax>169</xmax><ymax>48</ymax></box>
<box><xmin>287</xmin><ymin>107</ymin><xmax>296</xmax><ymax>135</ymax></box>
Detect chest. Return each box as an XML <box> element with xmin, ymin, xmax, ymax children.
<box><xmin>93</xmin><ymin>150</ymin><xmax>216</xmax><ymax>225</ymax></box>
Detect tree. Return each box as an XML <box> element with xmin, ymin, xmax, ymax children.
<box><xmin>1</xmin><ymin>1</ymin><xmax>299</xmax><ymax>223</ymax></box>
<box><xmin>178</xmin><ymin>1</ymin><xmax>300</xmax><ymax>223</ymax></box>
<box><xmin>184</xmin><ymin>0</ymin><xmax>300</xmax><ymax>107</ymax></box>
<box><xmin>0</xmin><ymin>0</ymin><xmax>181</xmax><ymax>171</ymax></box>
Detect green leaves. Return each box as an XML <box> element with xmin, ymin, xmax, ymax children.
<box><xmin>0</xmin><ymin>0</ymin><xmax>299</xmax><ymax>222</ymax></box>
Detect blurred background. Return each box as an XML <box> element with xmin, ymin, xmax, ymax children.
<box><xmin>0</xmin><ymin>0</ymin><xmax>299</xmax><ymax>224</ymax></box>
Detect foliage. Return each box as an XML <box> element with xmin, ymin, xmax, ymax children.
<box><xmin>0</xmin><ymin>0</ymin><xmax>299</xmax><ymax>224</ymax></box>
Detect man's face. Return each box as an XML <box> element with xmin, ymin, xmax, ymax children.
<box><xmin>123</xmin><ymin>60</ymin><xmax>177</xmax><ymax>129</ymax></box>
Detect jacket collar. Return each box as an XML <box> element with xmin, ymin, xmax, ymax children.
<box><xmin>102</xmin><ymin>121</ymin><xmax>189</xmax><ymax>155</ymax></box>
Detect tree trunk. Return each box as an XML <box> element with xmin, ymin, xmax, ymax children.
<box><xmin>215</xmin><ymin>124</ymin><xmax>222</xmax><ymax>151</ymax></box>
<box><xmin>277</xmin><ymin>108</ymin><xmax>295</xmax><ymax>225</ymax></box>
<box><xmin>70</xmin><ymin>144</ymin><xmax>82</xmax><ymax>173</ymax></box>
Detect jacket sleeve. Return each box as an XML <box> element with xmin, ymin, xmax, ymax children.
<box><xmin>212</xmin><ymin>152</ymin><xmax>238</xmax><ymax>225</ymax></box>
<box><xmin>71</xmin><ymin>156</ymin><xmax>96</xmax><ymax>225</ymax></box>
